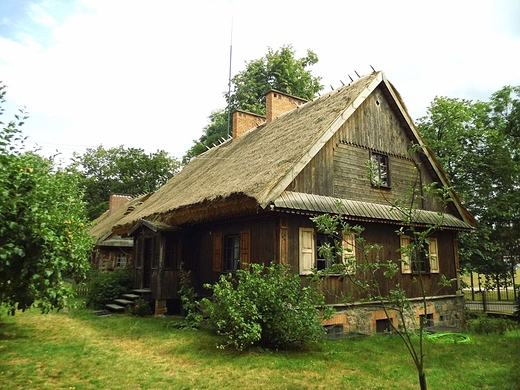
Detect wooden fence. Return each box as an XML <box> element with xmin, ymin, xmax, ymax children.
<box><xmin>71</xmin><ymin>280</ymin><xmax>90</xmax><ymax>297</ymax></box>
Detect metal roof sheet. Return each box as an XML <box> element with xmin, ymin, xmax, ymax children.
<box><xmin>273</xmin><ymin>191</ymin><xmax>472</xmax><ymax>230</ymax></box>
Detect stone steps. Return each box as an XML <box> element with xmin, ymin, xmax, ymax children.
<box><xmin>105</xmin><ymin>289</ymin><xmax>152</xmax><ymax>314</ymax></box>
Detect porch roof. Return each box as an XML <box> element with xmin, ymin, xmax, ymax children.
<box><xmin>272</xmin><ymin>191</ymin><xmax>473</xmax><ymax>230</ymax></box>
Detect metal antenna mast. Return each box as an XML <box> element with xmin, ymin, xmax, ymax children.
<box><xmin>226</xmin><ymin>19</ymin><xmax>233</xmax><ymax>138</ymax></box>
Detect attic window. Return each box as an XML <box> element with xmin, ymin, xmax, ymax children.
<box><xmin>370</xmin><ymin>152</ymin><xmax>390</xmax><ymax>187</ymax></box>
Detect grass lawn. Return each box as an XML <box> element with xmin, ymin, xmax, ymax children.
<box><xmin>1</xmin><ymin>303</ymin><xmax>519</xmax><ymax>390</ymax></box>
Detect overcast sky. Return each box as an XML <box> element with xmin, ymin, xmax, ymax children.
<box><xmin>1</xmin><ymin>0</ymin><xmax>519</xmax><ymax>163</ymax></box>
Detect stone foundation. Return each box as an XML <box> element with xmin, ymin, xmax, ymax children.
<box><xmin>154</xmin><ymin>299</ymin><xmax>167</xmax><ymax>316</ymax></box>
<box><xmin>323</xmin><ymin>295</ymin><xmax>465</xmax><ymax>334</ymax></box>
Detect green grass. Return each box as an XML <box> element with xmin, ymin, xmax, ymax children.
<box><xmin>1</xmin><ymin>302</ymin><xmax>519</xmax><ymax>389</ymax></box>
<box><xmin>464</xmin><ymin>289</ymin><xmax>518</xmax><ymax>302</ymax></box>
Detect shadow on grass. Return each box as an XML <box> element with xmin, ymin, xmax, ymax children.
<box><xmin>0</xmin><ymin>317</ymin><xmax>32</xmax><ymax>341</ymax></box>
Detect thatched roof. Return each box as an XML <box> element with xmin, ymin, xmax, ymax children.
<box><xmin>114</xmin><ymin>71</ymin><xmax>475</xmax><ymax>233</ymax></box>
<box><xmin>90</xmin><ymin>193</ymin><xmax>151</xmax><ymax>243</ymax></box>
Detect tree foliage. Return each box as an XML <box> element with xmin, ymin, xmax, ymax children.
<box><xmin>417</xmin><ymin>86</ymin><xmax>520</xmax><ymax>281</ymax></box>
<box><xmin>0</xmin><ymin>83</ymin><xmax>92</xmax><ymax>315</ymax></box>
<box><xmin>183</xmin><ymin>45</ymin><xmax>323</xmax><ymax>163</ymax></box>
<box><xmin>70</xmin><ymin>145</ymin><xmax>180</xmax><ymax>220</ymax></box>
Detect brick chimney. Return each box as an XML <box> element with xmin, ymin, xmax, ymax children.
<box><xmin>109</xmin><ymin>194</ymin><xmax>131</xmax><ymax>215</ymax></box>
<box><xmin>265</xmin><ymin>90</ymin><xmax>307</xmax><ymax>123</ymax></box>
<box><xmin>232</xmin><ymin>110</ymin><xmax>266</xmax><ymax>139</ymax></box>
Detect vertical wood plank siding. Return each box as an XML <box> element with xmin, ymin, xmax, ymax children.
<box><xmin>286</xmin><ymin>215</ymin><xmax>457</xmax><ymax>303</ymax></box>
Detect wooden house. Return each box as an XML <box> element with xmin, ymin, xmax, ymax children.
<box><xmin>90</xmin><ymin>194</ymin><xmax>150</xmax><ymax>270</ymax></box>
<box><xmin>114</xmin><ymin>71</ymin><xmax>475</xmax><ymax>333</ymax></box>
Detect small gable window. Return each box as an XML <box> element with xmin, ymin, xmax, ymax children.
<box><xmin>370</xmin><ymin>152</ymin><xmax>390</xmax><ymax>187</ymax></box>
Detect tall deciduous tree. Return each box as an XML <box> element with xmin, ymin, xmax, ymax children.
<box><xmin>70</xmin><ymin>145</ymin><xmax>180</xmax><ymax>220</ymax></box>
<box><xmin>183</xmin><ymin>45</ymin><xmax>323</xmax><ymax>163</ymax></box>
<box><xmin>417</xmin><ymin>86</ymin><xmax>520</xmax><ymax>284</ymax></box>
<box><xmin>0</xmin><ymin>84</ymin><xmax>92</xmax><ymax>314</ymax></box>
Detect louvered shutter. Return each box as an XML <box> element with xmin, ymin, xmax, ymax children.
<box><xmin>342</xmin><ymin>233</ymin><xmax>356</xmax><ymax>274</ymax></box>
<box><xmin>299</xmin><ymin>228</ymin><xmax>315</xmax><ymax>275</ymax></box>
<box><xmin>400</xmin><ymin>235</ymin><xmax>412</xmax><ymax>274</ymax></box>
<box><xmin>429</xmin><ymin>237</ymin><xmax>439</xmax><ymax>273</ymax></box>
<box><xmin>240</xmin><ymin>230</ymin><xmax>251</xmax><ymax>269</ymax></box>
<box><xmin>213</xmin><ymin>232</ymin><xmax>222</xmax><ymax>272</ymax></box>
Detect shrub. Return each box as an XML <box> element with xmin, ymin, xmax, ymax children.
<box><xmin>201</xmin><ymin>262</ymin><xmax>330</xmax><ymax>350</ymax></box>
<box><xmin>467</xmin><ymin>314</ymin><xmax>517</xmax><ymax>335</ymax></box>
<box><xmin>85</xmin><ymin>269</ymin><xmax>134</xmax><ymax>309</ymax></box>
<box><xmin>128</xmin><ymin>298</ymin><xmax>152</xmax><ymax>316</ymax></box>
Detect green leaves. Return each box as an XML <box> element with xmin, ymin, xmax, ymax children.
<box><xmin>202</xmin><ymin>262</ymin><xmax>326</xmax><ymax>350</ymax></box>
<box><xmin>0</xmin><ymin>83</ymin><xmax>92</xmax><ymax>315</ymax></box>
<box><xmin>418</xmin><ymin>86</ymin><xmax>520</xmax><ymax>277</ymax></box>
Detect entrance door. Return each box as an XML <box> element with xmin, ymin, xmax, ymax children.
<box><xmin>143</xmin><ymin>237</ymin><xmax>153</xmax><ymax>289</ymax></box>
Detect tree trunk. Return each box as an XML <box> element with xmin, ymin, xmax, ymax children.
<box><xmin>419</xmin><ymin>371</ymin><xmax>427</xmax><ymax>390</ymax></box>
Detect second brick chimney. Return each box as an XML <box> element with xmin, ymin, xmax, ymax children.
<box><xmin>231</xmin><ymin>90</ymin><xmax>308</xmax><ymax>139</ymax></box>
<box><xmin>232</xmin><ymin>110</ymin><xmax>266</xmax><ymax>139</ymax></box>
<box><xmin>109</xmin><ymin>194</ymin><xmax>131</xmax><ymax>215</ymax></box>
<box><xmin>265</xmin><ymin>90</ymin><xmax>307</xmax><ymax>123</ymax></box>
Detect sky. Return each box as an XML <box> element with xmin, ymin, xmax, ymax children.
<box><xmin>1</xmin><ymin>0</ymin><xmax>519</xmax><ymax>164</ymax></box>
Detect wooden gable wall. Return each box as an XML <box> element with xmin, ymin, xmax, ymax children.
<box><xmin>289</xmin><ymin>86</ymin><xmax>458</xmax><ymax>215</ymax></box>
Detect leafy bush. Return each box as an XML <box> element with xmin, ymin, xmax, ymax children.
<box><xmin>85</xmin><ymin>269</ymin><xmax>134</xmax><ymax>309</ymax></box>
<box><xmin>128</xmin><ymin>298</ymin><xmax>152</xmax><ymax>316</ymax></box>
<box><xmin>201</xmin><ymin>262</ymin><xmax>330</xmax><ymax>350</ymax></box>
<box><xmin>176</xmin><ymin>265</ymin><xmax>203</xmax><ymax>329</ymax></box>
<box><xmin>467</xmin><ymin>314</ymin><xmax>517</xmax><ymax>335</ymax></box>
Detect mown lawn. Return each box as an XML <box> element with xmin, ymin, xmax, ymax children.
<box><xmin>0</xmin><ymin>304</ymin><xmax>519</xmax><ymax>390</ymax></box>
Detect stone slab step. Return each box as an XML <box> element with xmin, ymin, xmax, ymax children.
<box><xmin>114</xmin><ymin>299</ymin><xmax>134</xmax><ymax>306</ymax></box>
<box><xmin>93</xmin><ymin>310</ymin><xmax>112</xmax><ymax>317</ymax></box>
<box><xmin>132</xmin><ymin>289</ymin><xmax>152</xmax><ymax>294</ymax></box>
<box><xmin>106</xmin><ymin>303</ymin><xmax>125</xmax><ymax>312</ymax></box>
<box><xmin>122</xmin><ymin>293</ymin><xmax>140</xmax><ymax>300</ymax></box>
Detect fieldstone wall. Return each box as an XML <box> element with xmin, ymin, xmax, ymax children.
<box><xmin>322</xmin><ymin>295</ymin><xmax>465</xmax><ymax>335</ymax></box>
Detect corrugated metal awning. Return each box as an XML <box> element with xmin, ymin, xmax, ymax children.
<box><xmin>273</xmin><ymin>191</ymin><xmax>472</xmax><ymax>230</ymax></box>
<box><xmin>96</xmin><ymin>238</ymin><xmax>134</xmax><ymax>247</ymax></box>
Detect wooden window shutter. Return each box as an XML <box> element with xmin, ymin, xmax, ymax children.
<box><xmin>212</xmin><ymin>232</ymin><xmax>223</xmax><ymax>272</ymax></box>
<box><xmin>342</xmin><ymin>233</ymin><xmax>356</xmax><ymax>274</ymax></box>
<box><xmin>240</xmin><ymin>230</ymin><xmax>251</xmax><ymax>269</ymax></box>
<box><xmin>299</xmin><ymin>227</ymin><xmax>315</xmax><ymax>275</ymax></box>
<box><xmin>429</xmin><ymin>237</ymin><xmax>439</xmax><ymax>273</ymax></box>
<box><xmin>400</xmin><ymin>235</ymin><xmax>412</xmax><ymax>274</ymax></box>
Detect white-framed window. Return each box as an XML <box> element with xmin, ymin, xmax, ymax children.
<box><xmin>400</xmin><ymin>236</ymin><xmax>439</xmax><ymax>274</ymax></box>
<box><xmin>116</xmin><ymin>253</ymin><xmax>127</xmax><ymax>268</ymax></box>
<box><xmin>370</xmin><ymin>151</ymin><xmax>390</xmax><ymax>187</ymax></box>
<box><xmin>299</xmin><ymin>228</ymin><xmax>356</xmax><ymax>275</ymax></box>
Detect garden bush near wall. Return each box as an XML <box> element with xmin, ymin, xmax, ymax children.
<box><xmin>467</xmin><ymin>314</ymin><xmax>518</xmax><ymax>335</ymax></box>
<box><xmin>201</xmin><ymin>262</ymin><xmax>332</xmax><ymax>350</ymax></box>
<box><xmin>85</xmin><ymin>269</ymin><xmax>134</xmax><ymax>309</ymax></box>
